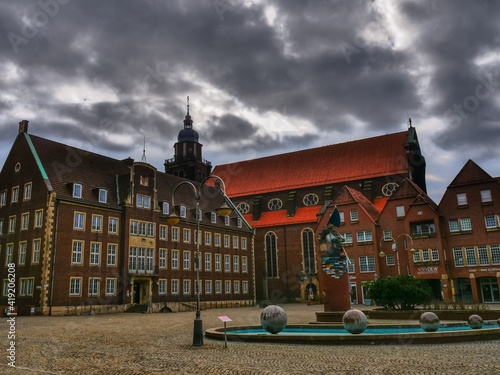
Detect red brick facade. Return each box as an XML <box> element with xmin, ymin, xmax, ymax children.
<box><xmin>0</xmin><ymin>122</ymin><xmax>253</xmax><ymax>316</ymax></box>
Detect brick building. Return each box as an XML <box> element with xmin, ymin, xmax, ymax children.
<box><xmin>0</xmin><ymin>119</ymin><xmax>253</xmax><ymax>316</ymax></box>
<box><xmin>213</xmin><ymin>122</ymin><xmax>427</xmax><ymax>302</ymax></box>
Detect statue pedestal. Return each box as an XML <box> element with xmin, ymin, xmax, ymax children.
<box><xmin>321</xmin><ymin>272</ymin><xmax>351</xmax><ymax>312</ymax></box>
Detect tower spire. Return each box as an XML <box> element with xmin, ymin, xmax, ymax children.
<box><xmin>141</xmin><ymin>136</ymin><xmax>147</xmax><ymax>163</ymax></box>
<box><xmin>187</xmin><ymin>95</ymin><xmax>190</xmax><ymax>116</ymax></box>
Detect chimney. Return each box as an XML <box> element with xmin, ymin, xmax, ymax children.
<box><xmin>19</xmin><ymin>120</ymin><xmax>29</xmax><ymax>134</ymax></box>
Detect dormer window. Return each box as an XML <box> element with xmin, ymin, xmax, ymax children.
<box><xmin>98</xmin><ymin>189</ymin><xmax>107</xmax><ymax>203</ymax></box>
<box><xmin>180</xmin><ymin>205</ymin><xmax>187</xmax><ymax>218</ymax></box>
<box><xmin>73</xmin><ymin>183</ymin><xmax>82</xmax><ymax>199</ymax></box>
<box><xmin>225</xmin><ymin>216</ymin><xmax>230</xmax><ymax>226</ymax></box>
<box><xmin>211</xmin><ymin>212</ymin><xmax>217</xmax><ymax>223</ymax></box>
<box><xmin>162</xmin><ymin>202</ymin><xmax>170</xmax><ymax>215</ymax></box>
<box><xmin>237</xmin><ymin>218</ymin><xmax>242</xmax><ymax>228</ymax></box>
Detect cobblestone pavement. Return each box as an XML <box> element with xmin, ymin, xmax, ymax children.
<box><xmin>1</xmin><ymin>304</ymin><xmax>500</xmax><ymax>374</ymax></box>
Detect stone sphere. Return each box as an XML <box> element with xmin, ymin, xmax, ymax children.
<box><xmin>260</xmin><ymin>305</ymin><xmax>287</xmax><ymax>334</ymax></box>
<box><xmin>468</xmin><ymin>314</ymin><xmax>483</xmax><ymax>329</ymax></box>
<box><xmin>342</xmin><ymin>309</ymin><xmax>368</xmax><ymax>334</ymax></box>
<box><xmin>419</xmin><ymin>312</ymin><xmax>440</xmax><ymax>332</ymax></box>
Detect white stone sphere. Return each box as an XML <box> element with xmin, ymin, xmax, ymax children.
<box><xmin>419</xmin><ymin>312</ymin><xmax>440</xmax><ymax>332</ymax></box>
<box><xmin>260</xmin><ymin>305</ymin><xmax>287</xmax><ymax>334</ymax></box>
<box><xmin>342</xmin><ymin>309</ymin><xmax>368</xmax><ymax>334</ymax></box>
<box><xmin>468</xmin><ymin>314</ymin><xmax>483</xmax><ymax>329</ymax></box>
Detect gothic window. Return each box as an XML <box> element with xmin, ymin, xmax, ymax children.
<box><xmin>303</xmin><ymin>194</ymin><xmax>319</xmax><ymax>206</ymax></box>
<box><xmin>237</xmin><ymin>202</ymin><xmax>250</xmax><ymax>214</ymax></box>
<box><xmin>302</xmin><ymin>229</ymin><xmax>316</xmax><ymax>274</ymax></box>
<box><xmin>268</xmin><ymin>198</ymin><xmax>282</xmax><ymax>211</ymax></box>
<box><xmin>265</xmin><ymin>232</ymin><xmax>278</xmax><ymax>278</ymax></box>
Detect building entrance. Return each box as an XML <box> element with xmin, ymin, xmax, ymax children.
<box><xmin>133</xmin><ymin>282</ymin><xmax>141</xmax><ymax>304</ymax></box>
<box><xmin>480</xmin><ymin>278</ymin><xmax>500</xmax><ymax>303</ymax></box>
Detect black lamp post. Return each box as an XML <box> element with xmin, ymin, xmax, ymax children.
<box><xmin>167</xmin><ymin>175</ymin><xmax>231</xmax><ymax>346</ymax></box>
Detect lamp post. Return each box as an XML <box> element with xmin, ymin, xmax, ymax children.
<box><xmin>167</xmin><ymin>175</ymin><xmax>232</xmax><ymax>346</ymax></box>
<box><xmin>379</xmin><ymin>234</ymin><xmax>415</xmax><ymax>275</ymax></box>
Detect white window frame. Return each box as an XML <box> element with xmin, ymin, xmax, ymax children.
<box><xmin>456</xmin><ymin>193</ymin><xmax>468</xmax><ymax>206</ymax></box>
<box><xmin>98</xmin><ymin>189</ymin><xmax>107</xmax><ymax>203</ymax></box>
<box><xmin>481</xmin><ymin>190</ymin><xmax>492</xmax><ymax>203</ymax></box>
<box><xmin>386</xmin><ymin>254</ymin><xmax>395</xmax><ymax>266</ymax></box>
<box><xmin>396</xmin><ymin>205</ymin><xmax>405</xmax><ymax>218</ymax></box>
<box><xmin>350</xmin><ymin>210</ymin><xmax>358</xmax><ymax>222</ymax></box>
<box><xmin>73</xmin><ymin>183</ymin><xmax>82</xmax><ymax>199</ymax></box>
<box><xmin>162</xmin><ymin>202</ymin><xmax>170</xmax><ymax>215</ymax></box>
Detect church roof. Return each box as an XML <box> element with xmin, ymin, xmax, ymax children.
<box><xmin>213</xmin><ymin>131</ymin><xmax>409</xmax><ymax>197</ymax></box>
<box><xmin>448</xmin><ymin>159</ymin><xmax>495</xmax><ymax>188</ymax></box>
<box><xmin>242</xmin><ymin>205</ymin><xmax>322</xmax><ymax>228</ymax></box>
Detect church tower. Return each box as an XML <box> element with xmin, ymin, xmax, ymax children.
<box><xmin>164</xmin><ymin>97</ymin><xmax>212</xmax><ymax>181</ymax></box>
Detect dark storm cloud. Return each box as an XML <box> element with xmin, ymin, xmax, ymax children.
<box><xmin>0</xmin><ymin>0</ymin><xmax>499</xmax><ymax>182</ymax></box>
<box><xmin>399</xmin><ymin>0</ymin><xmax>500</xmax><ymax>157</ymax></box>
<box><xmin>206</xmin><ymin>114</ymin><xmax>259</xmax><ymax>142</ymax></box>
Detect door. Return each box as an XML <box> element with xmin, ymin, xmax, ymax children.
<box><xmin>133</xmin><ymin>282</ymin><xmax>141</xmax><ymax>304</ymax></box>
<box><xmin>480</xmin><ymin>278</ymin><xmax>500</xmax><ymax>303</ymax></box>
<box><xmin>350</xmin><ymin>283</ymin><xmax>358</xmax><ymax>304</ymax></box>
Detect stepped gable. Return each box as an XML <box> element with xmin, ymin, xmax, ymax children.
<box><xmin>28</xmin><ymin>134</ymin><xmax>131</xmax><ymax>208</ymax></box>
<box><xmin>448</xmin><ymin>159</ymin><xmax>495</xmax><ymax>188</ymax></box>
<box><xmin>213</xmin><ymin>132</ymin><xmax>409</xmax><ymax>197</ymax></box>
<box><xmin>331</xmin><ymin>186</ymin><xmax>381</xmax><ymax>223</ymax></box>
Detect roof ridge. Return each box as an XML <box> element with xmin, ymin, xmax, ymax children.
<box><xmin>215</xmin><ymin>131</ymin><xmax>408</xmax><ymax>167</ymax></box>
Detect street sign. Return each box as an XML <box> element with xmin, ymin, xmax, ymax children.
<box><xmin>218</xmin><ymin>316</ymin><xmax>232</xmax><ymax>322</ymax></box>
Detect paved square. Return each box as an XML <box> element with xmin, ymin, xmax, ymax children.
<box><xmin>2</xmin><ymin>304</ymin><xmax>500</xmax><ymax>374</ymax></box>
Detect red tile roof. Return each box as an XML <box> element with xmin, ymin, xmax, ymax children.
<box><xmin>213</xmin><ymin>131</ymin><xmax>409</xmax><ymax>197</ymax></box>
<box><xmin>242</xmin><ymin>205</ymin><xmax>322</xmax><ymax>228</ymax></box>
<box><xmin>373</xmin><ymin>197</ymin><xmax>389</xmax><ymax>212</ymax></box>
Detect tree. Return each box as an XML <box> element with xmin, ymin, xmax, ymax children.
<box><xmin>369</xmin><ymin>275</ymin><xmax>434</xmax><ymax>310</ymax></box>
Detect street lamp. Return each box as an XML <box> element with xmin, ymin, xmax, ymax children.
<box><xmin>167</xmin><ymin>175</ymin><xmax>232</xmax><ymax>346</ymax></box>
<box><xmin>378</xmin><ymin>234</ymin><xmax>415</xmax><ymax>275</ymax></box>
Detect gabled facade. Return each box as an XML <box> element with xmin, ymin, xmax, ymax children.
<box><xmin>439</xmin><ymin>160</ymin><xmax>500</xmax><ymax>303</ymax></box>
<box><xmin>0</xmin><ymin>120</ymin><xmax>253</xmax><ymax>316</ymax></box>
<box><xmin>316</xmin><ymin>187</ymin><xmax>382</xmax><ymax>304</ymax></box>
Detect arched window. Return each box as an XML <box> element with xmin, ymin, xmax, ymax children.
<box><xmin>302</xmin><ymin>229</ymin><xmax>315</xmax><ymax>274</ymax></box>
<box><xmin>265</xmin><ymin>232</ymin><xmax>278</xmax><ymax>278</ymax></box>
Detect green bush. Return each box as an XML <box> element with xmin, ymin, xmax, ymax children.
<box><xmin>369</xmin><ymin>275</ymin><xmax>434</xmax><ymax>310</ymax></box>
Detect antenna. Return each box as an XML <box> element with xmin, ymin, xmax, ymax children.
<box><xmin>141</xmin><ymin>136</ymin><xmax>147</xmax><ymax>163</ymax></box>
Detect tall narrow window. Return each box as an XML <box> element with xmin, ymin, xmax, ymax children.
<box><xmin>18</xmin><ymin>242</ymin><xmax>27</xmax><ymax>265</ymax></box>
<box><xmin>11</xmin><ymin>187</ymin><xmax>19</xmax><ymax>203</ymax></box>
<box><xmin>107</xmin><ymin>244</ymin><xmax>117</xmax><ymax>266</ymax></box>
<box><xmin>24</xmin><ymin>183</ymin><xmax>32</xmax><ymax>200</ymax></box>
<box><xmin>90</xmin><ymin>243</ymin><xmax>101</xmax><ymax>265</ymax></box>
<box><xmin>35</xmin><ymin>210</ymin><xmax>43</xmax><ymax>228</ymax></box>
<box><xmin>302</xmin><ymin>229</ymin><xmax>315</xmax><ymax>274</ymax></box>
<box><xmin>73</xmin><ymin>183</ymin><xmax>82</xmax><ymax>199</ymax></box>
<box><xmin>265</xmin><ymin>232</ymin><xmax>278</xmax><ymax>278</ymax></box>
<box><xmin>72</xmin><ymin>241</ymin><xmax>83</xmax><ymax>264</ymax></box>
<box><xmin>99</xmin><ymin>189</ymin><xmax>107</xmax><ymax>203</ymax></box>
<box><xmin>32</xmin><ymin>239</ymin><xmax>41</xmax><ymax>264</ymax></box>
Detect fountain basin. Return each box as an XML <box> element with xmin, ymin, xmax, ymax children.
<box><xmin>205</xmin><ymin>323</ymin><xmax>500</xmax><ymax>345</ymax></box>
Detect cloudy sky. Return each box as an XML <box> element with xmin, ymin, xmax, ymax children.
<box><xmin>1</xmin><ymin>0</ymin><xmax>499</xmax><ymax>202</ymax></box>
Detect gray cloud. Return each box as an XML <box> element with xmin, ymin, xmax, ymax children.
<box><xmin>0</xmin><ymin>0</ymin><xmax>499</xmax><ymax>201</ymax></box>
